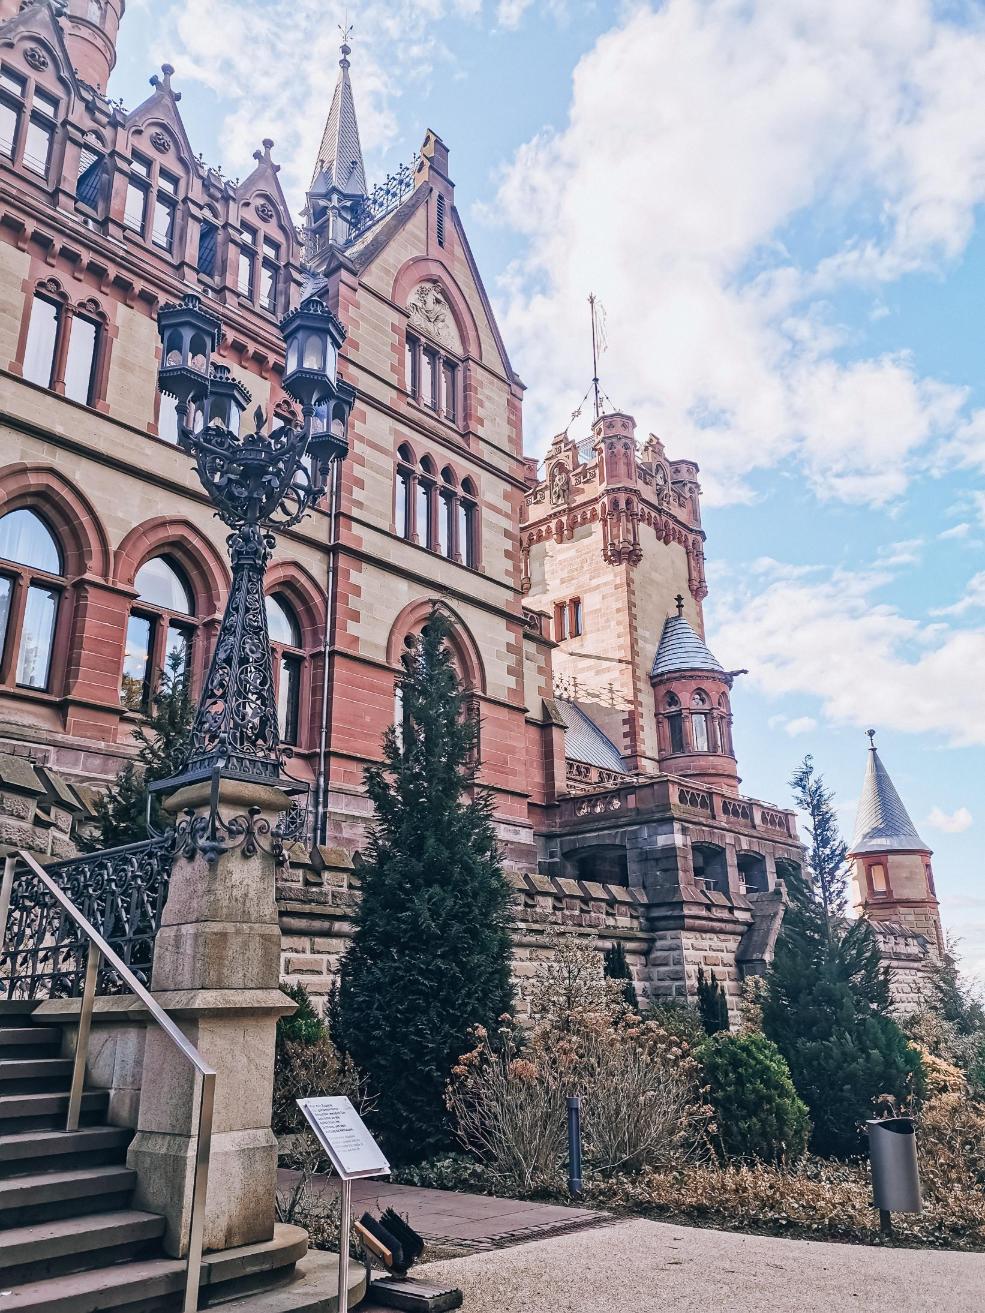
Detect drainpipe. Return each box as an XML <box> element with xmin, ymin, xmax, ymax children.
<box><xmin>313</xmin><ymin>456</ymin><xmax>341</xmax><ymax>848</ymax></box>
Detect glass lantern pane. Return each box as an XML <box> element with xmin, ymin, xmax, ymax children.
<box><xmin>302</xmin><ymin>334</ymin><xmax>325</xmax><ymax>371</ymax></box>
<box><xmin>286</xmin><ymin>337</ymin><xmax>301</xmax><ymax>373</ymax></box>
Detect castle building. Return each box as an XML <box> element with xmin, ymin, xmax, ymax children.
<box><xmin>848</xmin><ymin>735</ymin><xmax>943</xmax><ymax>1007</ymax></box>
<box><xmin>0</xmin><ymin>0</ymin><xmax>915</xmax><ymax>1017</ymax></box>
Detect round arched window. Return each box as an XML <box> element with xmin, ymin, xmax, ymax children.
<box><xmin>0</xmin><ymin>509</ymin><xmax>64</xmax><ymax>691</ymax></box>
<box><xmin>266</xmin><ymin>594</ymin><xmax>303</xmax><ymax>746</ymax></box>
<box><xmin>121</xmin><ymin>556</ymin><xmax>196</xmax><ymax>711</ymax></box>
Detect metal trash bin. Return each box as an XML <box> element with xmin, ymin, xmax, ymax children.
<box><xmin>867</xmin><ymin>1117</ymin><xmax>922</xmax><ymax>1213</ymax></box>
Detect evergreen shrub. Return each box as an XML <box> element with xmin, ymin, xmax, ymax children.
<box><xmin>701</xmin><ymin>1031</ymin><xmax>810</xmax><ymax>1164</ymax></box>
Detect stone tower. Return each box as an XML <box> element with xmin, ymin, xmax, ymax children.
<box><xmin>304</xmin><ymin>38</ymin><xmax>368</xmax><ymax>251</ymax></box>
<box><xmin>849</xmin><ymin>735</ymin><xmax>943</xmax><ymax>956</ymax></box>
<box><xmin>0</xmin><ymin>0</ymin><xmax>126</xmax><ymax>92</ymax></box>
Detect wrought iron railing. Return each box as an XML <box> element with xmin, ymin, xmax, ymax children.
<box><xmin>0</xmin><ymin>849</ymin><xmax>214</xmax><ymax>1313</ymax></box>
<box><xmin>0</xmin><ymin>835</ymin><xmax>174</xmax><ymax>1000</ymax></box>
<box><xmin>348</xmin><ymin>155</ymin><xmax>419</xmax><ymax>241</ymax></box>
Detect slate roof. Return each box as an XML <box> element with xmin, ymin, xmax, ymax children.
<box><xmin>651</xmin><ymin>614</ymin><xmax>726</xmax><ymax>678</ymax></box>
<box><xmin>556</xmin><ymin>699</ymin><xmax>626</xmax><ymax>772</ymax></box>
<box><xmin>310</xmin><ymin>47</ymin><xmax>367</xmax><ymax>197</ymax></box>
<box><xmin>849</xmin><ymin>747</ymin><xmax>930</xmax><ymax>855</ymax></box>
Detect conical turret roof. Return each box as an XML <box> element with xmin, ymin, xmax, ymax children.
<box><xmin>310</xmin><ymin>42</ymin><xmax>366</xmax><ymax>197</ymax></box>
<box><xmin>651</xmin><ymin>612</ymin><xmax>726</xmax><ymax>678</ymax></box>
<box><xmin>850</xmin><ymin>742</ymin><xmax>929</xmax><ymax>855</ymax></box>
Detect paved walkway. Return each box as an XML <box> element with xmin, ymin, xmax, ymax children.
<box><xmin>277</xmin><ymin>1171</ymin><xmax>605</xmax><ymax>1248</ymax></box>
<box><xmin>412</xmin><ymin>1216</ymin><xmax>985</xmax><ymax>1313</ymax></box>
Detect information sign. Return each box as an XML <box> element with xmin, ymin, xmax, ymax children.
<box><xmin>297</xmin><ymin>1095</ymin><xmax>391</xmax><ymax>1181</ymax></box>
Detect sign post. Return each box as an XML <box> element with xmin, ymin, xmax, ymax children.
<box><xmin>297</xmin><ymin>1096</ymin><xmax>391</xmax><ymax>1313</ymax></box>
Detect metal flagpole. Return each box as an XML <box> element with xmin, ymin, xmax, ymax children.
<box><xmin>589</xmin><ymin>293</ymin><xmax>602</xmax><ymax>421</ymax></box>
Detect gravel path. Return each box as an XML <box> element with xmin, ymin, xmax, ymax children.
<box><xmin>414</xmin><ymin>1217</ymin><xmax>985</xmax><ymax>1312</ymax></box>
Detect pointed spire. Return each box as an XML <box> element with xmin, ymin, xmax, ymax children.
<box><xmin>850</xmin><ymin>736</ymin><xmax>929</xmax><ymax>855</ymax></box>
<box><xmin>310</xmin><ymin>32</ymin><xmax>367</xmax><ymax>197</ymax></box>
<box><xmin>651</xmin><ymin>611</ymin><xmax>725</xmax><ymax>678</ymax></box>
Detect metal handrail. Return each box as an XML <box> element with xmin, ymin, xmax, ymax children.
<box><xmin>1</xmin><ymin>850</ymin><xmax>216</xmax><ymax>1313</ymax></box>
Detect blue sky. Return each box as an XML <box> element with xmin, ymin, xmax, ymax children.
<box><xmin>117</xmin><ymin>0</ymin><xmax>984</xmax><ymax>978</ymax></box>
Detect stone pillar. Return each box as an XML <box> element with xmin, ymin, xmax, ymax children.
<box><xmin>127</xmin><ymin>778</ymin><xmax>294</xmax><ymax>1257</ymax></box>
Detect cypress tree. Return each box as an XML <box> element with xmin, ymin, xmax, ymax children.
<box><xmin>83</xmin><ymin>651</ymin><xmax>194</xmax><ymax>850</ymax></box>
<box><xmin>339</xmin><ymin>608</ymin><xmax>514</xmax><ymax>1161</ymax></box>
<box><xmin>603</xmin><ymin>941</ymin><xmax>640</xmax><ymax>1011</ymax></box>
<box><xmin>789</xmin><ymin>754</ymin><xmax>848</xmax><ymax>939</ymax></box>
<box><xmin>763</xmin><ymin>758</ymin><xmax>923</xmax><ymax>1157</ymax></box>
<box><xmin>697</xmin><ymin>966</ymin><xmax>730</xmax><ymax>1035</ymax></box>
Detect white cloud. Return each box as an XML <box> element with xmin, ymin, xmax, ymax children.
<box><xmin>925</xmin><ymin>805</ymin><xmax>974</xmax><ymax>834</ymax></box>
<box><xmin>784</xmin><ymin>716</ymin><xmax>818</xmax><ymax>737</ymax></box>
<box><xmin>496</xmin><ymin>0</ymin><xmax>533</xmax><ymax>28</ymax></box>
<box><xmin>708</xmin><ymin>560</ymin><xmax>985</xmax><ymax>747</ymax></box>
<box><xmin>877</xmin><ymin>538</ymin><xmax>924</xmax><ymax>568</ymax></box>
<box><xmin>939</xmin><ymin>523</ymin><xmax>971</xmax><ymax>540</ymax></box>
<box><xmin>492</xmin><ymin>0</ymin><xmax>985</xmax><ymax>505</ymax></box>
<box><xmin>931</xmin><ymin>571</ymin><xmax>985</xmax><ymax>617</ymax></box>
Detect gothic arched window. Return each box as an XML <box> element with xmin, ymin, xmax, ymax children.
<box><xmin>266</xmin><ymin>593</ymin><xmax>303</xmax><ymax>746</ymax></box>
<box><xmin>0</xmin><ymin>509</ymin><xmax>64</xmax><ymax>692</ymax></box>
<box><xmin>121</xmin><ymin>556</ymin><xmax>196</xmax><ymax>711</ymax></box>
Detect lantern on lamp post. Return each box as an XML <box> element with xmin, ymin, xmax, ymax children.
<box><xmin>150</xmin><ymin>293</ymin><xmax>353</xmax><ymax>859</ymax></box>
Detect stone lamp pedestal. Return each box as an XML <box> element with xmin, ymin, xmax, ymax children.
<box><xmin>127</xmin><ymin>778</ymin><xmax>295</xmax><ymax>1257</ymax></box>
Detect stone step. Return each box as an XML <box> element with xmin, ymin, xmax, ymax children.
<box><xmin>0</xmin><ymin>1254</ymin><xmax>186</xmax><ymax>1312</ymax></box>
<box><xmin>0</xmin><ymin>1224</ymin><xmax>334</xmax><ymax>1313</ymax></box>
<box><xmin>0</xmin><ymin>1209</ymin><xmax>166</xmax><ymax>1286</ymax></box>
<box><xmin>0</xmin><ymin>1028</ymin><xmax>61</xmax><ymax>1057</ymax></box>
<box><xmin>0</xmin><ymin>1058</ymin><xmax>74</xmax><ymax>1093</ymax></box>
<box><xmin>0</xmin><ymin>1125</ymin><xmax>132</xmax><ymax>1175</ymax></box>
<box><xmin>0</xmin><ymin>1089</ymin><xmax>107</xmax><ymax>1132</ymax></box>
<box><xmin>0</xmin><ymin>1164</ymin><xmax>137</xmax><ymax>1226</ymax></box>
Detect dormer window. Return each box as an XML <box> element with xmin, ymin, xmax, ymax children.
<box><xmin>197</xmin><ymin>219</ymin><xmax>218</xmax><ymax>278</ymax></box>
<box><xmin>870</xmin><ymin>863</ymin><xmax>888</xmax><ymax>897</ymax></box>
<box><xmin>0</xmin><ymin>69</ymin><xmax>22</xmax><ymax>159</ymax></box>
<box><xmin>260</xmin><ymin>237</ymin><xmax>280</xmax><ymax>312</ymax></box>
<box><xmin>238</xmin><ymin>225</ymin><xmax>256</xmax><ymax>298</ymax></box>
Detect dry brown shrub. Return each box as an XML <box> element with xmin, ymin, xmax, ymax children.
<box><xmin>273</xmin><ymin>1036</ymin><xmax>374</xmax><ymax>1136</ymax></box>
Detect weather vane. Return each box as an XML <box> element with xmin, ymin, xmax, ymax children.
<box><xmin>867</xmin><ymin>728</ymin><xmax>877</xmax><ymax>748</ymax></box>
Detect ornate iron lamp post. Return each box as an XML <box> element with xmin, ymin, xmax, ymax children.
<box><xmin>152</xmin><ymin>293</ymin><xmax>353</xmax><ymax>857</ymax></box>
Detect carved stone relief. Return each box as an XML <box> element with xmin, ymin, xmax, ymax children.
<box><xmin>407</xmin><ymin>280</ymin><xmax>462</xmax><ymax>354</ymax></box>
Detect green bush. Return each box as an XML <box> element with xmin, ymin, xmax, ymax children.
<box><xmin>644</xmin><ymin>1000</ymin><xmax>705</xmax><ymax>1048</ymax></box>
<box><xmin>278</xmin><ymin>982</ymin><xmax>326</xmax><ymax>1048</ymax></box>
<box><xmin>697</xmin><ymin>967</ymin><xmax>730</xmax><ymax>1035</ymax></box>
<box><xmin>701</xmin><ymin>1031</ymin><xmax>810</xmax><ymax>1164</ymax></box>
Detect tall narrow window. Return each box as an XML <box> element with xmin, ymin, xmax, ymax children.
<box><xmin>121</xmin><ymin>557</ymin><xmax>196</xmax><ymax>712</ymax></box>
<box><xmin>124</xmin><ymin>154</ymin><xmax>151</xmax><ymax>232</ymax></box>
<box><xmin>442</xmin><ymin>361</ymin><xmax>458</xmax><ymax>422</ymax></box>
<box><xmin>238</xmin><ymin>225</ymin><xmax>256</xmax><ymax>297</ymax></box>
<box><xmin>396</xmin><ymin>468</ymin><xmax>411</xmax><ymax>538</ymax></box>
<box><xmin>870</xmin><ymin>863</ymin><xmax>888</xmax><ymax>897</ymax></box>
<box><xmin>416</xmin><ymin>480</ymin><xmax>433</xmax><ymax>549</ymax></box>
<box><xmin>197</xmin><ymin>219</ymin><xmax>218</xmax><ymax>278</ymax></box>
<box><xmin>460</xmin><ymin>479</ymin><xmax>478</xmax><ymax>569</ymax></box>
<box><xmin>266</xmin><ymin>594</ymin><xmax>303</xmax><ymax>746</ymax></box>
<box><xmin>23</xmin><ymin>87</ymin><xmax>58</xmax><ymax>176</ymax></box>
<box><xmin>260</xmin><ymin>236</ymin><xmax>279</xmax><ymax>311</ymax></box>
<box><xmin>152</xmin><ymin>170</ymin><xmax>178</xmax><ymax>250</ymax></box>
<box><xmin>439</xmin><ymin>492</ymin><xmax>454</xmax><ymax>557</ymax></box>
<box><xmin>22</xmin><ymin>296</ymin><xmax>59</xmax><ymax>389</ymax></box>
<box><xmin>63</xmin><ymin>315</ymin><xmax>99</xmax><ymax>405</ymax></box>
<box><xmin>0</xmin><ymin>97</ymin><xmax>20</xmax><ymax>158</ymax></box>
<box><xmin>0</xmin><ymin>509</ymin><xmax>64</xmax><ymax>693</ymax></box>
<box><xmin>421</xmin><ymin>350</ymin><xmax>436</xmax><ymax>409</ymax></box>
<box><xmin>404</xmin><ymin>337</ymin><xmax>418</xmax><ymax>397</ymax></box>
<box><xmin>570</xmin><ymin>598</ymin><xmax>584</xmax><ymax>637</ymax></box>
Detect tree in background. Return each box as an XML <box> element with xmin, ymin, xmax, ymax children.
<box><xmin>603</xmin><ymin>942</ymin><xmax>640</xmax><ymax>1012</ymax></box>
<box><xmin>789</xmin><ymin>755</ymin><xmax>848</xmax><ymax>938</ymax></box>
<box><xmin>83</xmin><ymin>651</ymin><xmax>194</xmax><ymax>850</ymax></box>
<box><xmin>764</xmin><ymin>757</ymin><xmax>923</xmax><ymax>1157</ymax></box>
<box><xmin>697</xmin><ymin>967</ymin><xmax>730</xmax><ymax>1035</ymax></box>
<box><xmin>338</xmin><ymin>608</ymin><xmax>514</xmax><ymax>1161</ymax></box>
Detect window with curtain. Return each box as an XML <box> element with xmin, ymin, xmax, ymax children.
<box><xmin>22</xmin><ymin>296</ymin><xmax>59</xmax><ymax>389</ymax></box>
<box><xmin>121</xmin><ymin>556</ymin><xmax>196</xmax><ymax>712</ymax></box>
<box><xmin>0</xmin><ymin>509</ymin><xmax>64</xmax><ymax>692</ymax></box>
<box><xmin>63</xmin><ymin>315</ymin><xmax>99</xmax><ymax>404</ymax></box>
<box><xmin>266</xmin><ymin>594</ymin><xmax>303</xmax><ymax>746</ymax></box>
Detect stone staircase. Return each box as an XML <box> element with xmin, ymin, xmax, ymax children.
<box><xmin>0</xmin><ymin>1012</ymin><xmax>360</xmax><ymax>1313</ymax></box>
